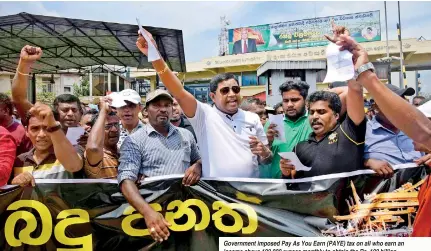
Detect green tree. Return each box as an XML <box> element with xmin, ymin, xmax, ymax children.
<box><xmin>73</xmin><ymin>76</ymin><xmax>90</xmax><ymax>97</ymax></box>
<box><xmin>36</xmin><ymin>82</ymin><xmax>56</xmax><ymax>105</ymax></box>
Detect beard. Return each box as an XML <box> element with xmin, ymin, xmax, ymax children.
<box><xmin>285</xmin><ymin>106</ymin><xmax>306</xmax><ymax>121</ymax></box>
<box><xmin>170</xmin><ymin>116</ymin><xmax>181</xmax><ymax>123</ymax></box>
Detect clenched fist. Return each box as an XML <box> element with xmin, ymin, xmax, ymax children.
<box><xmin>29</xmin><ymin>102</ymin><xmax>58</xmax><ymax>128</ymax></box>
<box><xmin>20</xmin><ymin>45</ymin><xmax>43</xmax><ymax>63</ymax></box>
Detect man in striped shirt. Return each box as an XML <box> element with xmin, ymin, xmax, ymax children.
<box><xmin>84</xmin><ymin>97</ymin><xmax>120</xmax><ymax>179</ymax></box>
<box><xmin>118</xmin><ymin>89</ymin><xmax>201</xmax><ymax>243</ymax></box>
<box><xmin>11</xmin><ymin>103</ymin><xmax>84</xmax><ymax>185</ymax></box>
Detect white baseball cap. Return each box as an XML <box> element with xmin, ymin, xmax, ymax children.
<box><xmin>109</xmin><ymin>89</ymin><xmax>141</xmax><ymax>108</ymax></box>
<box><xmin>119</xmin><ymin>89</ymin><xmax>141</xmax><ymax>104</ymax></box>
<box><xmin>418</xmin><ymin>100</ymin><xmax>431</xmax><ymax>118</ymax></box>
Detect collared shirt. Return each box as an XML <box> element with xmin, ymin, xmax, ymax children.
<box><xmin>13</xmin><ymin>145</ymin><xmax>85</xmax><ymax>179</ymax></box>
<box><xmin>364</xmin><ymin>117</ymin><xmax>423</xmax><ymax>164</ymax></box>
<box><xmin>84</xmin><ymin>148</ymin><xmax>119</xmax><ymax>179</ymax></box>
<box><xmin>241</xmin><ymin>39</ymin><xmax>248</xmax><ymax>53</ymax></box>
<box><xmin>117</xmin><ymin>123</ymin><xmax>200</xmax><ymax>184</ymax></box>
<box><xmin>263</xmin><ymin>113</ymin><xmax>313</xmax><ymax>178</ymax></box>
<box><xmin>179</xmin><ymin>116</ymin><xmax>197</xmax><ymax>142</ymax></box>
<box><xmin>187</xmin><ymin>101</ymin><xmax>268</xmax><ymax>178</ymax></box>
<box><xmin>117</xmin><ymin>120</ymin><xmax>144</xmax><ymax>150</ymax></box>
<box><xmin>293</xmin><ymin>116</ymin><xmax>366</xmax><ymax>178</ymax></box>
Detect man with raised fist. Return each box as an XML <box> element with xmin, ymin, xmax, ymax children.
<box><xmin>11</xmin><ymin>102</ymin><xmax>84</xmax><ymax>186</ymax></box>
<box><xmin>11</xmin><ymin>46</ymin><xmax>83</xmax><ymax>132</ymax></box>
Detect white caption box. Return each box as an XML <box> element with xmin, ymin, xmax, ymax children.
<box><xmin>220</xmin><ymin>237</ymin><xmax>431</xmax><ymax>251</ymax></box>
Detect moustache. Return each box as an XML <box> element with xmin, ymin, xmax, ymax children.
<box><xmin>108</xmin><ymin>133</ymin><xmax>119</xmax><ymax>137</ymax></box>
<box><xmin>311</xmin><ymin>120</ymin><xmax>323</xmax><ymax>126</ymax></box>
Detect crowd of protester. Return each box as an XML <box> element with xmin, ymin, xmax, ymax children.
<box><xmin>1</xmin><ymin>22</ymin><xmax>431</xmax><ymax>240</ymax></box>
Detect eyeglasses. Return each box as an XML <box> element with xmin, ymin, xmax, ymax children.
<box><xmin>105</xmin><ymin>123</ymin><xmax>119</xmax><ymax>130</ymax></box>
<box><xmin>219</xmin><ymin>86</ymin><xmax>241</xmax><ymax>95</ymax></box>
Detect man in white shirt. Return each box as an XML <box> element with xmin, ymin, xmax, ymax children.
<box><xmin>136</xmin><ymin>31</ymin><xmax>271</xmax><ymax>178</ymax></box>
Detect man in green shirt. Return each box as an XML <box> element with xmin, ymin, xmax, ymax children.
<box><xmin>263</xmin><ymin>81</ymin><xmax>313</xmax><ymax>178</ymax></box>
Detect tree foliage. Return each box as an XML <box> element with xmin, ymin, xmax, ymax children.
<box><xmin>36</xmin><ymin>82</ymin><xmax>56</xmax><ymax>105</ymax></box>
<box><xmin>73</xmin><ymin>76</ymin><xmax>90</xmax><ymax>97</ymax></box>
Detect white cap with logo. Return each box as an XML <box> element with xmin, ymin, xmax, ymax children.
<box><xmin>108</xmin><ymin>89</ymin><xmax>141</xmax><ymax>108</ymax></box>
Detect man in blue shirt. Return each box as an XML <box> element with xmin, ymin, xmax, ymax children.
<box><xmin>118</xmin><ymin>89</ymin><xmax>201</xmax><ymax>243</ymax></box>
<box><xmin>364</xmin><ymin>84</ymin><xmax>423</xmax><ymax>178</ymax></box>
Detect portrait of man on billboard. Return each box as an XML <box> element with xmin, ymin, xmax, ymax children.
<box><xmin>232</xmin><ymin>27</ymin><xmax>258</xmax><ymax>54</ymax></box>
<box><xmin>361</xmin><ymin>26</ymin><xmax>377</xmax><ymax>40</ymax></box>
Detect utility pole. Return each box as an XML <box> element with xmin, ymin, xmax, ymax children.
<box><xmin>384</xmin><ymin>1</ymin><xmax>391</xmax><ymax>84</ymax></box>
<box><xmin>397</xmin><ymin>1</ymin><xmax>406</xmax><ymax>88</ymax></box>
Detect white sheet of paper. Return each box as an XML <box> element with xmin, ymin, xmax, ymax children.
<box><xmin>268</xmin><ymin>114</ymin><xmax>286</xmax><ymax>143</ymax></box>
<box><xmin>323</xmin><ymin>42</ymin><xmax>354</xmax><ymax>83</ymax></box>
<box><xmin>66</xmin><ymin>127</ymin><xmax>85</xmax><ymax>145</ymax></box>
<box><xmin>136</xmin><ymin>18</ymin><xmax>161</xmax><ymax>62</ymax></box>
<box><xmin>279</xmin><ymin>152</ymin><xmax>312</xmax><ymax>171</ymax></box>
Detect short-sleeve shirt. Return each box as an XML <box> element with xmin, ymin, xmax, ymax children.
<box><xmin>7</xmin><ymin>121</ymin><xmax>32</xmax><ymax>156</ymax></box>
<box><xmin>364</xmin><ymin>117</ymin><xmax>423</xmax><ymax>164</ymax></box>
<box><xmin>263</xmin><ymin>113</ymin><xmax>313</xmax><ymax>178</ymax></box>
<box><xmin>293</xmin><ymin>116</ymin><xmax>367</xmax><ymax>178</ymax></box>
<box><xmin>84</xmin><ymin>148</ymin><xmax>119</xmax><ymax>179</ymax></box>
<box><xmin>0</xmin><ymin>126</ymin><xmax>16</xmax><ymax>186</ymax></box>
<box><xmin>13</xmin><ymin>145</ymin><xmax>85</xmax><ymax>179</ymax></box>
<box><xmin>186</xmin><ymin>102</ymin><xmax>268</xmax><ymax>178</ymax></box>
<box><xmin>117</xmin><ymin>120</ymin><xmax>144</xmax><ymax>150</ymax></box>
<box><xmin>117</xmin><ymin>123</ymin><xmax>200</xmax><ymax>184</ymax></box>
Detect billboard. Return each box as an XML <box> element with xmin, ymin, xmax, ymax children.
<box><xmin>228</xmin><ymin>10</ymin><xmax>381</xmax><ymax>55</ymax></box>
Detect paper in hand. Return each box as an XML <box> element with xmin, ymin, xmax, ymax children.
<box><xmin>323</xmin><ymin>42</ymin><xmax>354</xmax><ymax>83</ymax></box>
<box><xmin>268</xmin><ymin>114</ymin><xmax>286</xmax><ymax>142</ymax></box>
<box><xmin>279</xmin><ymin>152</ymin><xmax>312</xmax><ymax>171</ymax></box>
<box><xmin>136</xmin><ymin>18</ymin><xmax>161</xmax><ymax>62</ymax></box>
<box><xmin>66</xmin><ymin>127</ymin><xmax>85</xmax><ymax>146</ymax></box>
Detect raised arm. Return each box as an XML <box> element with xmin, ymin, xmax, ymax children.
<box><xmin>29</xmin><ymin>103</ymin><xmax>83</xmax><ymax>172</ymax></box>
<box><xmin>85</xmin><ymin>97</ymin><xmax>110</xmax><ymax>165</ymax></box>
<box><xmin>346</xmin><ymin>79</ymin><xmax>365</xmax><ymax>125</ymax></box>
<box><xmin>12</xmin><ymin>46</ymin><xmax>43</xmax><ymax>121</ymax></box>
<box><xmin>136</xmin><ymin>30</ymin><xmax>198</xmax><ymax>118</ymax></box>
<box><xmin>328</xmin><ymin>86</ymin><xmax>348</xmax><ymax>117</ymax></box>
<box><xmin>337</xmin><ymin>34</ymin><xmax>431</xmax><ymax>149</ymax></box>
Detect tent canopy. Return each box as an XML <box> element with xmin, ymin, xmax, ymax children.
<box><xmin>0</xmin><ymin>12</ymin><xmax>186</xmax><ymax>74</ymax></box>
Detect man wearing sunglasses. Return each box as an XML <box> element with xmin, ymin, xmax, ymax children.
<box><xmin>137</xmin><ymin>31</ymin><xmax>271</xmax><ymax>178</ymax></box>
<box><xmin>84</xmin><ymin>97</ymin><xmax>120</xmax><ymax>179</ymax></box>
<box><xmin>115</xmin><ymin>89</ymin><xmax>145</xmax><ymax>149</ymax></box>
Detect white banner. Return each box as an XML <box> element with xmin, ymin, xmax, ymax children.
<box><xmin>220</xmin><ymin>237</ymin><xmax>431</xmax><ymax>251</ymax></box>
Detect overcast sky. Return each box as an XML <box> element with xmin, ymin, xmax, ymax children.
<box><xmin>1</xmin><ymin>1</ymin><xmax>430</xmax><ymax>93</ymax></box>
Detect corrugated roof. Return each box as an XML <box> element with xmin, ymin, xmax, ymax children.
<box><xmin>0</xmin><ymin>12</ymin><xmax>186</xmax><ymax>73</ymax></box>
<box><xmin>257</xmin><ymin>60</ymin><xmax>326</xmax><ymax>76</ymax></box>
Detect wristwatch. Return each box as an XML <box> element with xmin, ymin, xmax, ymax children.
<box><xmin>46</xmin><ymin>122</ymin><xmax>62</xmax><ymax>133</ymax></box>
<box><xmin>354</xmin><ymin>62</ymin><xmax>375</xmax><ymax>80</ymax></box>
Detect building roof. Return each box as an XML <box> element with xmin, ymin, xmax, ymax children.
<box><xmin>0</xmin><ymin>12</ymin><xmax>186</xmax><ymax>74</ymax></box>
<box><xmin>257</xmin><ymin>60</ymin><xmax>326</xmax><ymax>76</ymax></box>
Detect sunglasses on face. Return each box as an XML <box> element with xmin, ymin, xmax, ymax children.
<box><xmin>219</xmin><ymin>86</ymin><xmax>241</xmax><ymax>95</ymax></box>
